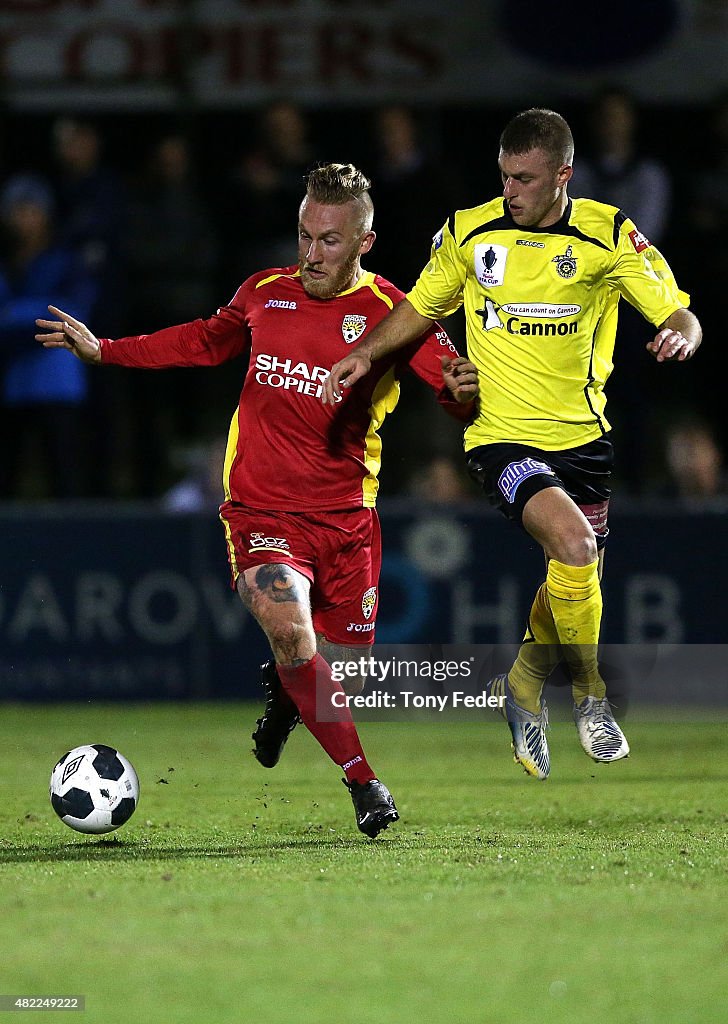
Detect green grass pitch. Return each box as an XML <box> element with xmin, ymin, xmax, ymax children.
<box><xmin>1</xmin><ymin>703</ymin><xmax>726</xmax><ymax>1024</ymax></box>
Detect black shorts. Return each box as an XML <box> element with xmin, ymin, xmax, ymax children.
<box><xmin>466</xmin><ymin>435</ymin><xmax>613</xmax><ymax>548</ymax></box>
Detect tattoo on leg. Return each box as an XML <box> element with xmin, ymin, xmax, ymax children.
<box><xmin>254</xmin><ymin>564</ymin><xmax>301</xmax><ymax>603</ymax></box>
<box><xmin>236</xmin><ymin>567</ymin><xmax>315</xmax><ymax>665</ymax></box>
<box><xmin>236</xmin><ymin>575</ymin><xmax>255</xmax><ymax>613</ymax></box>
<box><xmin>274</xmin><ymin>636</ymin><xmax>302</xmax><ymax>665</ymax></box>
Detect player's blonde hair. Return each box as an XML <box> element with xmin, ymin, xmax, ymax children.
<box><xmin>304</xmin><ymin>163</ymin><xmax>374</xmax><ymax>231</ymax></box>
<box><xmin>500</xmin><ymin>108</ymin><xmax>574</xmax><ymax>168</ymax></box>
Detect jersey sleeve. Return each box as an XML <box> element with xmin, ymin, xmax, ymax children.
<box><xmin>606</xmin><ymin>214</ymin><xmax>690</xmax><ymax>326</ymax></box>
<box><xmin>398</xmin><ymin>322</ymin><xmax>475</xmax><ymax>422</ymax></box>
<box><xmin>406</xmin><ymin>217</ymin><xmax>467</xmax><ymax>320</ymax></box>
<box><xmin>99</xmin><ymin>285</ymin><xmax>252</xmax><ymax>368</ymax></box>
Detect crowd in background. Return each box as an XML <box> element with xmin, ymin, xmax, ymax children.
<box><xmin>0</xmin><ymin>90</ymin><xmax>726</xmax><ymax>507</ymax></box>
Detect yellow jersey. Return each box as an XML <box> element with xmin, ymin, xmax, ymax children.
<box><xmin>407</xmin><ymin>197</ymin><xmax>689</xmax><ymax>451</ymax></box>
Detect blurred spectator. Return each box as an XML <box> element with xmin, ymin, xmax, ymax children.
<box><xmin>680</xmin><ymin>91</ymin><xmax>728</xmax><ymax>400</ymax></box>
<box><xmin>161</xmin><ymin>436</ymin><xmax>228</xmax><ymax>513</ymax></box>
<box><xmin>124</xmin><ymin>134</ymin><xmax>222</xmax><ymax>496</ymax></box>
<box><xmin>52</xmin><ymin>116</ymin><xmax>127</xmax><ymax>326</ymax></box>
<box><xmin>0</xmin><ymin>173</ymin><xmax>96</xmax><ymax>498</ymax></box>
<box><xmin>126</xmin><ymin>134</ymin><xmax>219</xmax><ymax>328</ymax></box>
<box><xmin>368</xmin><ymin>105</ymin><xmax>469</xmax><ymax>486</ymax></box>
<box><xmin>408</xmin><ymin>455</ymin><xmax>476</xmax><ymax>505</ymax></box>
<box><xmin>377</xmin><ymin>381</ymin><xmax>469</xmax><ymax>499</ymax></box>
<box><xmin>217</xmin><ymin>101</ymin><xmax>313</xmax><ymax>295</ymax></box>
<box><xmin>571</xmin><ymin>88</ymin><xmax>671</xmax><ymax>242</ymax></box>
<box><xmin>370</xmin><ymin>105</ymin><xmax>468</xmax><ymax>290</ymax></box>
<box><xmin>659</xmin><ymin>416</ymin><xmax>728</xmax><ymax>504</ymax></box>
<box><xmin>52</xmin><ymin>117</ymin><xmax>129</xmax><ymax>497</ymax></box>
<box><xmin>571</xmin><ymin>88</ymin><xmax>674</xmax><ymax>495</ymax></box>
<box><xmin>685</xmin><ymin>90</ymin><xmax>728</xmax><ymax>244</ymax></box>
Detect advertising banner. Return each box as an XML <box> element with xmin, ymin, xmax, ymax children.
<box><xmin>2</xmin><ymin>1</ymin><xmax>723</xmax><ymax>111</ymax></box>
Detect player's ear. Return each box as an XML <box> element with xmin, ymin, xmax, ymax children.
<box><xmin>360</xmin><ymin>230</ymin><xmax>376</xmax><ymax>255</ymax></box>
<box><xmin>557</xmin><ymin>164</ymin><xmax>573</xmax><ymax>186</ymax></box>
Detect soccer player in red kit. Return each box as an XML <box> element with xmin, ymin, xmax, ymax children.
<box><xmin>36</xmin><ymin>162</ymin><xmax>477</xmax><ymax>838</ymax></box>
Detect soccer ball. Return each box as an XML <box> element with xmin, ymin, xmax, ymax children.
<box><xmin>49</xmin><ymin>744</ymin><xmax>140</xmax><ymax>835</ymax></box>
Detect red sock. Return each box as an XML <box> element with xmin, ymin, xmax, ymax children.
<box><xmin>276</xmin><ymin>654</ymin><xmax>375</xmax><ymax>785</ymax></box>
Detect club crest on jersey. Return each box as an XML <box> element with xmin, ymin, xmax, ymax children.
<box><xmin>552</xmin><ymin>244</ymin><xmax>578</xmax><ymax>279</ymax></box>
<box><xmin>342</xmin><ymin>314</ymin><xmax>367</xmax><ymax>344</ymax></box>
<box><xmin>474</xmin><ymin>243</ymin><xmax>508</xmax><ymax>287</ymax></box>
<box><xmin>361</xmin><ymin>586</ymin><xmax>377</xmax><ymax>620</ymax></box>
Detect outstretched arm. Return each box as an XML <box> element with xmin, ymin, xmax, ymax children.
<box><xmin>646</xmin><ymin>308</ymin><xmax>702</xmax><ymax>363</ymax></box>
<box><xmin>36</xmin><ymin>300</ymin><xmax>250</xmax><ymax>368</ymax></box>
<box><xmin>321</xmin><ymin>298</ymin><xmax>434</xmax><ymax>405</ymax></box>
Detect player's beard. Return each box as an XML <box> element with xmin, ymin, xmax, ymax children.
<box><xmin>300</xmin><ymin>244</ymin><xmax>361</xmax><ymax>299</ymax></box>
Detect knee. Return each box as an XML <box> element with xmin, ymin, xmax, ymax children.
<box><xmin>266</xmin><ymin>620</ymin><xmax>300</xmax><ymax>649</ymax></box>
<box><xmin>554</xmin><ymin>530</ymin><xmax>598</xmax><ymax>566</ymax></box>
<box><xmin>266</xmin><ymin>621</ymin><xmax>314</xmax><ymax>664</ymax></box>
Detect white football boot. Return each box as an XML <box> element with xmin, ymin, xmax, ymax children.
<box><xmin>487</xmin><ymin>674</ymin><xmax>550</xmax><ymax>779</ymax></box>
<box><xmin>573</xmin><ymin>696</ymin><xmax>630</xmax><ymax>762</ymax></box>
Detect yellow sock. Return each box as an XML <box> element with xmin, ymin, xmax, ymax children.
<box><xmin>546</xmin><ymin>558</ymin><xmax>606</xmax><ymax>702</ymax></box>
<box><xmin>508</xmin><ymin>582</ymin><xmax>561</xmax><ymax>713</ymax></box>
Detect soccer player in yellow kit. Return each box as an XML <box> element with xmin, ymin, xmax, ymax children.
<box><xmin>323</xmin><ymin>109</ymin><xmax>702</xmax><ymax>779</ymax></box>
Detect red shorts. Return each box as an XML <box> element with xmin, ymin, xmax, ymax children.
<box><xmin>219</xmin><ymin>502</ymin><xmax>382</xmax><ymax>646</ymax></box>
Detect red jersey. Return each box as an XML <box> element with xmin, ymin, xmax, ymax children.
<box><xmin>99</xmin><ymin>266</ymin><xmax>471</xmax><ymax>511</ymax></box>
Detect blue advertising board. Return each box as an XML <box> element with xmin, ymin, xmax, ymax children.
<box><xmin>0</xmin><ymin>502</ymin><xmax>724</xmax><ymax>700</ymax></box>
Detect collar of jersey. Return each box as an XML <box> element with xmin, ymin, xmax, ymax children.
<box><xmin>335</xmin><ymin>270</ymin><xmax>376</xmax><ymax>297</ymax></box>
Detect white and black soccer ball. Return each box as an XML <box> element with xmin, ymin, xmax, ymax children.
<box><xmin>49</xmin><ymin>744</ymin><xmax>140</xmax><ymax>835</ymax></box>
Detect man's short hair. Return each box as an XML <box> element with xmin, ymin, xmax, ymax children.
<box><xmin>304</xmin><ymin>163</ymin><xmax>374</xmax><ymax>231</ymax></box>
<box><xmin>499</xmin><ymin>109</ymin><xmax>574</xmax><ymax>167</ymax></box>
